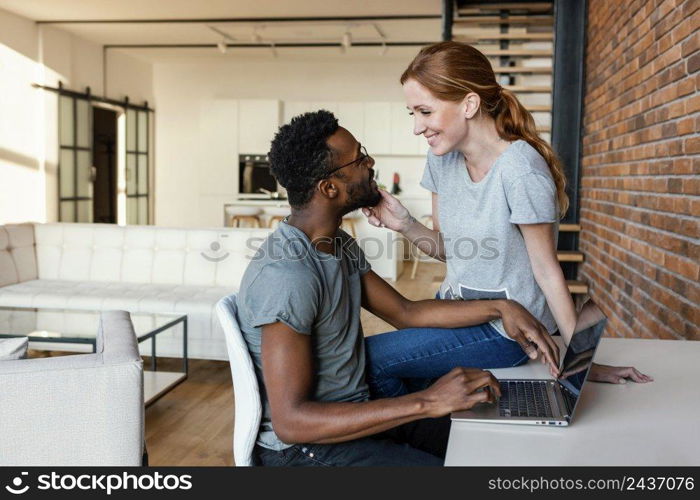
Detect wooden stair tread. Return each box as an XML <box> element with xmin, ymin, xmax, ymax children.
<box><xmin>480</xmin><ymin>49</ymin><xmax>552</xmax><ymax>56</ymax></box>
<box><xmin>559</xmin><ymin>223</ymin><xmax>581</xmax><ymax>232</ymax></box>
<box><xmin>454</xmin><ymin>16</ymin><xmax>553</xmax><ymax>26</ymax></box>
<box><xmin>458</xmin><ymin>3</ymin><xmax>553</xmax><ymax>14</ymax></box>
<box><xmin>491</xmin><ymin>65</ymin><xmax>552</xmax><ymax>74</ymax></box>
<box><xmin>557</xmin><ymin>251</ymin><xmax>584</xmax><ymax>262</ymax></box>
<box><xmin>526</xmin><ymin>104</ymin><xmax>552</xmax><ymax>112</ymax></box>
<box><xmin>566</xmin><ymin>280</ymin><xmax>589</xmax><ymax>294</ymax></box>
<box><xmin>503</xmin><ymin>85</ymin><xmax>552</xmax><ymax>92</ymax></box>
<box><xmin>454</xmin><ymin>33</ymin><xmax>554</xmax><ymax>42</ymax></box>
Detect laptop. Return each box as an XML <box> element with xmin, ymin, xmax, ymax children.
<box><xmin>451</xmin><ymin>300</ymin><xmax>607</xmax><ymax>427</ymax></box>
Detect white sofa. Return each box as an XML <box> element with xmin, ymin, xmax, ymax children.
<box><xmin>0</xmin><ymin>310</ymin><xmax>144</xmax><ymax>466</ymax></box>
<box><xmin>0</xmin><ymin>223</ymin><xmax>272</xmax><ymax>359</ymax></box>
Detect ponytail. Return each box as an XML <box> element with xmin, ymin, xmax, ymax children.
<box><xmin>497</xmin><ymin>89</ymin><xmax>569</xmax><ymax>216</ymax></box>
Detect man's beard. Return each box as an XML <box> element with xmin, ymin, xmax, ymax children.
<box><xmin>343</xmin><ymin>179</ymin><xmax>381</xmax><ymax>214</ymax></box>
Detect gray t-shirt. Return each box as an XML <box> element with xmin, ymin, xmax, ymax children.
<box><xmin>420</xmin><ymin>139</ymin><xmax>559</xmax><ymax>336</ymax></box>
<box><xmin>237</xmin><ymin>220</ymin><xmax>371</xmax><ymax>450</ymax></box>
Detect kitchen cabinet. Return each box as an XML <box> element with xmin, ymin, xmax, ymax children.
<box><xmin>310</xmin><ymin>101</ymin><xmax>338</xmax><ymax>115</ymax></box>
<box><xmin>283</xmin><ymin>101</ymin><xmax>314</xmax><ymax>124</ymax></box>
<box><xmin>237</xmin><ymin>99</ymin><xmax>282</xmax><ymax>154</ymax></box>
<box><xmin>336</xmin><ymin>102</ymin><xmax>365</xmax><ymax>142</ymax></box>
<box><xmin>199</xmin><ymin>99</ymin><xmax>239</xmax><ymax>195</ymax></box>
<box><xmin>390</xmin><ymin>102</ymin><xmax>426</xmax><ymax>155</ymax></box>
<box><xmin>363</xmin><ymin>102</ymin><xmax>392</xmax><ymax>155</ymax></box>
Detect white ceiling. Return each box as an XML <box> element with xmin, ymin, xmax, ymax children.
<box><xmin>0</xmin><ymin>0</ymin><xmax>441</xmax><ymax>21</ymax></box>
<box><xmin>0</xmin><ymin>0</ymin><xmax>442</xmax><ymax>60</ymax></box>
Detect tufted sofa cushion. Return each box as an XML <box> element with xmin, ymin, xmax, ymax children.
<box><xmin>0</xmin><ymin>224</ymin><xmax>38</xmax><ymax>288</ymax></box>
<box><xmin>34</xmin><ymin>223</ymin><xmax>270</xmax><ymax>286</ymax></box>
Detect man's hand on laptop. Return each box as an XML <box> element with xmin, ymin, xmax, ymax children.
<box><xmin>498</xmin><ymin>300</ymin><xmax>560</xmax><ymax>376</ymax></box>
<box><xmin>420</xmin><ymin>367</ymin><xmax>502</xmax><ymax>417</ymax></box>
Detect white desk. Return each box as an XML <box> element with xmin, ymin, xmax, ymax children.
<box><xmin>445</xmin><ymin>338</ymin><xmax>700</xmax><ymax>466</ymax></box>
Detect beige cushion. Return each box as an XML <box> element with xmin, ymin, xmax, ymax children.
<box><xmin>0</xmin><ymin>224</ymin><xmax>38</xmax><ymax>287</ymax></box>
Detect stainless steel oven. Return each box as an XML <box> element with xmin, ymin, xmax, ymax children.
<box><xmin>238</xmin><ymin>154</ymin><xmax>286</xmax><ymax>199</ymax></box>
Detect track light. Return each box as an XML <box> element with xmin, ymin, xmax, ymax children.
<box><xmin>341</xmin><ymin>31</ymin><xmax>352</xmax><ymax>49</ymax></box>
<box><xmin>217</xmin><ymin>40</ymin><xmax>227</xmax><ymax>54</ymax></box>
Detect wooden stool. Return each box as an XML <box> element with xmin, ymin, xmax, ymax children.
<box><xmin>342</xmin><ymin>211</ymin><xmax>361</xmax><ymax>238</ymax></box>
<box><xmin>225</xmin><ymin>206</ymin><xmax>262</xmax><ymax>228</ymax></box>
<box><xmin>263</xmin><ymin>206</ymin><xmax>290</xmax><ymax>229</ymax></box>
<box><xmin>411</xmin><ymin>214</ymin><xmax>434</xmax><ymax>279</ymax></box>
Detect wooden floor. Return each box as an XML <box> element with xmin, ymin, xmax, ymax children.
<box><xmin>145</xmin><ymin>261</ymin><xmax>446</xmax><ymax>466</ymax></box>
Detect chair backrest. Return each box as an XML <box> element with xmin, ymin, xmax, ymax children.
<box><xmin>215</xmin><ymin>294</ymin><xmax>261</xmax><ymax>466</ymax></box>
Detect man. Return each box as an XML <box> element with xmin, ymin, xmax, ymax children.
<box><xmin>237</xmin><ymin>110</ymin><xmax>558</xmax><ymax>466</ymax></box>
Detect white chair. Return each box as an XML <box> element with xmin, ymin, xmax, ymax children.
<box><xmin>216</xmin><ymin>294</ymin><xmax>261</xmax><ymax>467</ymax></box>
<box><xmin>411</xmin><ymin>214</ymin><xmax>436</xmax><ymax>279</ymax></box>
<box><xmin>0</xmin><ymin>311</ymin><xmax>144</xmax><ymax>466</ymax></box>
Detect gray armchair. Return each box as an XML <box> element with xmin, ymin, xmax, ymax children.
<box><xmin>0</xmin><ymin>311</ymin><xmax>144</xmax><ymax>466</ymax></box>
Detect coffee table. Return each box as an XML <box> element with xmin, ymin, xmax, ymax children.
<box><xmin>0</xmin><ymin>306</ymin><xmax>188</xmax><ymax>406</ymax></box>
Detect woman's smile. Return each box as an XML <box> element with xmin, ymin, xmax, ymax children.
<box><xmin>425</xmin><ymin>133</ymin><xmax>439</xmax><ymax>146</ymax></box>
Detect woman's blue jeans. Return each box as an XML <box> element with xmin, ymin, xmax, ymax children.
<box><xmin>365</xmin><ymin>321</ymin><xmax>529</xmax><ymax>399</ymax></box>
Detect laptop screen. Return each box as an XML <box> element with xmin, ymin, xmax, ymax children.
<box><xmin>556</xmin><ymin>301</ymin><xmax>607</xmax><ymax>420</ymax></box>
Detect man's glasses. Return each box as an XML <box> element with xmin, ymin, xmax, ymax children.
<box><xmin>325</xmin><ymin>146</ymin><xmax>372</xmax><ymax>176</ymax></box>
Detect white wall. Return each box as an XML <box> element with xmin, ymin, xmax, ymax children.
<box><xmin>153</xmin><ymin>52</ymin><xmax>433</xmax><ymax>228</ymax></box>
<box><xmin>0</xmin><ymin>7</ymin><xmax>154</xmax><ymax>224</ymax></box>
<box><xmin>0</xmin><ymin>8</ymin><xmax>43</xmax><ymax>224</ymax></box>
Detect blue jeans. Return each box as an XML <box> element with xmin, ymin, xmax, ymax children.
<box><xmin>254</xmin><ymin>415</ymin><xmax>450</xmax><ymax>466</ymax></box>
<box><xmin>365</xmin><ymin>322</ymin><xmax>529</xmax><ymax>399</ymax></box>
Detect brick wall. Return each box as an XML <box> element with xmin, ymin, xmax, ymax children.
<box><xmin>579</xmin><ymin>0</ymin><xmax>699</xmax><ymax>340</ymax></box>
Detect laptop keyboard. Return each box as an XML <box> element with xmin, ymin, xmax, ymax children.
<box><xmin>499</xmin><ymin>380</ymin><xmax>553</xmax><ymax>418</ymax></box>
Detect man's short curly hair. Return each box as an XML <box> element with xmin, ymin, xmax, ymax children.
<box><xmin>268</xmin><ymin>110</ymin><xmax>339</xmax><ymax>207</ymax></box>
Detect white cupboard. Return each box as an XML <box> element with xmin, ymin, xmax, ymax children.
<box><xmin>237</xmin><ymin>99</ymin><xmax>281</xmax><ymax>155</ymax></box>
<box><xmin>362</xmin><ymin>102</ymin><xmax>393</xmax><ymax>155</ymax></box>
<box><xmin>336</xmin><ymin>102</ymin><xmax>365</xmax><ymax>143</ymax></box>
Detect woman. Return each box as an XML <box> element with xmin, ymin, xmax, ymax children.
<box><xmin>363</xmin><ymin>42</ymin><xmax>651</xmax><ymax>396</ymax></box>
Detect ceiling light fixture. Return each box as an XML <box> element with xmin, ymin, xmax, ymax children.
<box><xmin>217</xmin><ymin>39</ymin><xmax>227</xmax><ymax>54</ymax></box>
<box><xmin>341</xmin><ymin>31</ymin><xmax>352</xmax><ymax>50</ymax></box>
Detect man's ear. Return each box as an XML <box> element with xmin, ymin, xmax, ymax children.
<box><xmin>317</xmin><ymin>178</ymin><xmax>340</xmax><ymax>200</ymax></box>
<box><xmin>464</xmin><ymin>92</ymin><xmax>481</xmax><ymax>119</ymax></box>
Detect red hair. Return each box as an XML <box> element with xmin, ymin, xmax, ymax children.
<box><xmin>401</xmin><ymin>41</ymin><xmax>569</xmax><ymax>217</ymax></box>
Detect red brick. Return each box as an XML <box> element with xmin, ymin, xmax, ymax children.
<box><xmin>582</xmin><ymin>0</ymin><xmax>697</xmax><ymax>340</ymax></box>
<box><xmin>680</xmin><ymin>28</ymin><xmax>699</xmax><ymax>57</ymax></box>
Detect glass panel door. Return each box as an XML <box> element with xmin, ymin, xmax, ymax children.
<box><xmin>125</xmin><ymin>109</ymin><xmax>150</xmax><ymax>225</ymax></box>
<box><xmin>58</xmin><ymin>94</ymin><xmax>93</xmax><ymax>222</ymax></box>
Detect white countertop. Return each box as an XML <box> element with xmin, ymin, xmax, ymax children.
<box><xmin>445</xmin><ymin>337</ymin><xmax>700</xmax><ymax>466</ymax></box>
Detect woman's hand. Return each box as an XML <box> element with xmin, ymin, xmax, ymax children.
<box><xmin>588</xmin><ymin>363</ymin><xmax>653</xmax><ymax>384</ymax></box>
<box><xmin>362</xmin><ymin>189</ymin><xmax>413</xmax><ymax>232</ymax></box>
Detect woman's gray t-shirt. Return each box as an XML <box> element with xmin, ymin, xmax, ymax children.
<box><xmin>420</xmin><ymin>139</ymin><xmax>559</xmax><ymax>336</ymax></box>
